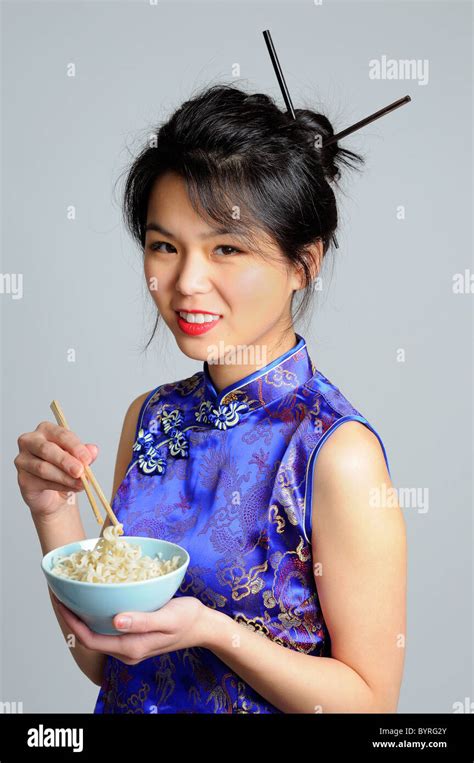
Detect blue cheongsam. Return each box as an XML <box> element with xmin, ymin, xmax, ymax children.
<box><xmin>93</xmin><ymin>333</ymin><xmax>391</xmax><ymax>713</ymax></box>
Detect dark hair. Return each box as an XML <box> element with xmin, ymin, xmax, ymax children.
<box><xmin>116</xmin><ymin>82</ymin><xmax>365</xmax><ymax>350</ymax></box>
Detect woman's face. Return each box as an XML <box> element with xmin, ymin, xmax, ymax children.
<box><xmin>144</xmin><ymin>171</ymin><xmax>312</xmax><ymax>362</ymax></box>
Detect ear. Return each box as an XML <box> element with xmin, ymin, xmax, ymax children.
<box><xmin>291</xmin><ymin>240</ymin><xmax>324</xmax><ymax>291</ymax></box>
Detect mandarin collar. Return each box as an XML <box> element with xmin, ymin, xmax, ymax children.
<box><xmin>202</xmin><ymin>333</ymin><xmax>315</xmax><ymax>411</ymax></box>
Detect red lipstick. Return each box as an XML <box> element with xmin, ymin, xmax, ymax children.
<box><xmin>175</xmin><ymin>310</ymin><xmax>221</xmax><ymax>336</ymax></box>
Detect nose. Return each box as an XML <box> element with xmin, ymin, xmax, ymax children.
<box><xmin>174</xmin><ymin>251</ymin><xmax>213</xmax><ymax>295</ymax></box>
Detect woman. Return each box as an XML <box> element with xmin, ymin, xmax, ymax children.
<box><xmin>14</xmin><ymin>83</ymin><xmax>406</xmax><ymax>713</ymax></box>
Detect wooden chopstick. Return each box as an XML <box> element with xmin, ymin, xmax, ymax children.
<box><xmin>50</xmin><ymin>400</ymin><xmax>123</xmax><ymax>533</ymax></box>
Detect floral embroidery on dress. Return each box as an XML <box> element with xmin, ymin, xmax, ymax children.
<box><xmin>195</xmin><ymin>399</ymin><xmax>249</xmax><ymax>430</ymax></box>
<box><xmin>132</xmin><ymin>405</ymin><xmax>190</xmax><ymax>476</ymax></box>
<box><xmin>136</xmin><ymin>442</ymin><xmax>167</xmax><ymax>476</ymax></box>
<box><xmin>195</xmin><ymin>400</ymin><xmax>213</xmax><ymax>424</ymax></box>
<box><xmin>168</xmin><ymin>429</ymin><xmax>189</xmax><ymax>457</ymax></box>
<box><xmin>161</xmin><ymin>408</ymin><xmax>184</xmax><ymax>434</ymax></box>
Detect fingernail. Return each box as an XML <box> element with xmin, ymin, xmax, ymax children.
<box><xmin>116</xmin><ymin>616</ymin><xmax>132</xmax><ymax>629</ymax></box>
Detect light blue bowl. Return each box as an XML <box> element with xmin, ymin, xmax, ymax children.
<box><xmin>41</xmin><ymin>537</ymin><xmax>190</xmax><ymax>635</ymax></box>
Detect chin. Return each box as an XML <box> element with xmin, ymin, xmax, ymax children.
<box><xmin>173</xmin><ymin>333</ymin><xmax>214</xmax><ymax>362</ymax></box>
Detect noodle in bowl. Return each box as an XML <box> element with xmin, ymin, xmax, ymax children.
<box><xmin>51</xmin><ymin>523</ymin><xmax>182</xmax><ymax>584</ymax></box>
<box><xmin>41</xmin><ymin>527</ymin><xmax>190</xmax><ymax>635</ymax></box>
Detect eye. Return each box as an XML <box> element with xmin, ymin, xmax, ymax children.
<box><xmin>148</xmin><ymin>241</ymin><xmax>176</xmax><ymax>253</ymax></box>
<box><xmin>214</xmin><ymin>245</ymin><xmax>243</xmax><ymax>256</ymax></box>
<box><xmin>147</xmin><ymin>241</ymin><xmax>243</xmax><ymax>256</ymax></box>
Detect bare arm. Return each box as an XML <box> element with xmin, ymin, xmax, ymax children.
<box><xmin>309</xmin><ymin>421</ymin><xmax>407</xmax><ymax>711</ymax></box>
<box><xmin>35</xmin><ymin>390</ymin><xmax>153</xmax><ymax>687</ymax></box>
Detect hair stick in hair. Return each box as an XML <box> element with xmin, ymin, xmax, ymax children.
<box><xmin>262</xmin><ymin>30</ymin><xmax>296</xmax><ymax>120</ymax></box>
<box><xmin>324</xmin><ymin>95</ymin><xmax>411</xmax><ymax>146</ymax></box>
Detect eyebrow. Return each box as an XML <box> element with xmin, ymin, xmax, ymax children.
<box><xmin>145</xmin><ymin>221</ymin><xmax>233</xmax><ymax>239</ymax></box>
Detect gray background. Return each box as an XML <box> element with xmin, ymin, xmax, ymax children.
<box><xmin>1</xmin><ymin>0</ymin><xmax>472</xmax><ymax>713</ymax></box>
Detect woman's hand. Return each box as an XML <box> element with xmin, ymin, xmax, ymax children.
<box><xmin>52</xmin><ymin>593</ymin><xmax>214</xmax><ymax>665</ymax></box>
<box><xmin>14</xmin><ymin>422</ymin><xmax>98</xmax><ymax>518</ymax></box>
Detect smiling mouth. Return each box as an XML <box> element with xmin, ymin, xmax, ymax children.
<box><xmin>174</xmin><ymin>310</ymin><xmax>222</xmax><ymax>323</ymax></box>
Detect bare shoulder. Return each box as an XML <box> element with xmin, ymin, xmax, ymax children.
<box><xmin>313</xmin><ymin>420</ymin><xmax>390</xmax><ymax>489</ymax></box>
<box><xmin>125</xmin><ymin>389</ymin><xmax>154</xmax><ymax>425</ymax></box>
<box><xmin>311</xmin><ymin>418</ymin><xmax>402</xmax><ymax>540</ymax></box>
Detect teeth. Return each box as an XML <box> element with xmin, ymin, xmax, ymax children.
<box><xmin>179</xmin><ymin>311</ymin><xmax>220</xmax><ymax>323</ymax></box>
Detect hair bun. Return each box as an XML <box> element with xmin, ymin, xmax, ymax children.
<box><xmin>293</xmin><ymin>109</ymin><xmax>340</xmax><ymax>182</ymax></box>
<box><xmin>292</xmin><ymin>108</ymin><xmax>364</xmax><ymax>183</ymax></box>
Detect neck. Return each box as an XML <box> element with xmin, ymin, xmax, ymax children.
<box><xmin>206</xmin><ymin>327</ymin><xmax>298</xmax><ymax>394</ymax></box>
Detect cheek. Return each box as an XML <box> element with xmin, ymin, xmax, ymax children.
<box><xmin>231</xmin><ymin>264</ymin><xmax>287</xmax><ymax>305</ymax></box>
<box><xmin>144</xmin><ymin>258</ymin><xmax>172</xmax><ymax>303</ymax></box>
